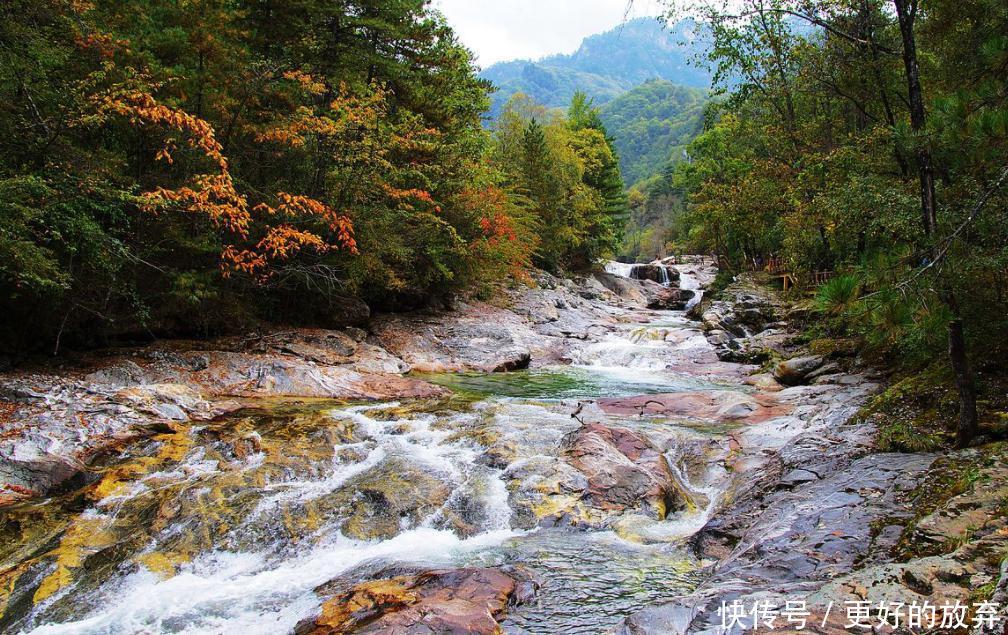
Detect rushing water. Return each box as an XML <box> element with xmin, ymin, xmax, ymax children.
<box><xmin>603</xmin><ymin>260</ymin><xmax>674</xmax><ymax>286</ymax></box>
<box><xmin>1</xmin><ymin>264</ymin><xmax>740</xmax><ymax>635</ymax></box>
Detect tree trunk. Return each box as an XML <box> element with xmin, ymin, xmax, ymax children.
<box><xmin>893</xmin><ymin>0</ymin><xmax>937</xmax><ymax>238</ymax></box>
<box><xmin>946</xmin><ymin>307</ymin><xmax>979</xmax><ymax>447</ymax></box>
<box><xmin>893</xmin><ymin>0</ymin><xmax>979</xmax><ymax>443</ymax></box>
<box><xmin>861</xmin><ymin>0</ymin><xmax>909</xmax><ymax>178</ymax></box>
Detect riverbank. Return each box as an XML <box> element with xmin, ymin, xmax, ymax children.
<box><xmin>0</xmin><ymin>269</ymin><xmax>656</xmax><ymax>506</ymax></box>
<box><xmin>0</xmin><ymin>262</ymin><xmax>1004</xmax><ymax>634</ymax></box>
<box><xmin>623</xmin><ymin>272</ymin><xmax>1008</xmax><ymax>635</ymax></box>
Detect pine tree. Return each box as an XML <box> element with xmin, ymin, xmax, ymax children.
<box><xmin>568</xmin><ymin>92</ymin><xmax>629</xmax><ymax>244</ymax></box>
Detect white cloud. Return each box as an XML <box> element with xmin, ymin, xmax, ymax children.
<box><xmin>432</xmin><ymin>0</ymin><xmax>666</xmax><ymax>67</ymax></box>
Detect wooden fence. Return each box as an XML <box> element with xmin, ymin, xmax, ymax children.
<box><xmin>746</xmin><ymin>256</ymin><xmax>834</xmax><ymax>291</ymax></box>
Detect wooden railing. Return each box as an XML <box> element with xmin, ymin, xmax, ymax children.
<box><xmin>743</xmin><ymin>255</ymin><xmax>835</xmax><ymax>291</ymax></box>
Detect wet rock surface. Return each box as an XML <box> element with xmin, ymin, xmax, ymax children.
<box><xmin>564</xmin><ymin>422</ymin><xmax>681</xmax><ymax>520</ymax></box>
<box><xmin>647</xmin><ymin>287</ymin><xmax>696</xmax><ymax>311</ymax></box>
<box><xmin>332</xmin><ymin>457</ymin><xmax>452</xmax><ymax>541</ymax></box>
<box><xmin>303</xmin><ymin>566</ymin><xmax>537</xmax><ymax>634</ymax></box>
<box><xmin>698</xmin><ymin>276</ymin><xmax>799</xmax><ymax>364</ymax></box>
<box><xmin>620</xmin><ymin>276</ymin><xmax>1007</xmax><ymax>634</ymax></box>
<box><xmin>2</xmin><ymin>260</ymin><xmax>1004</xmax><ymax>635</ymax></box>
<box><xmin>597</xmin><ymin>390</ymin><xmax>789</xmax><ymax>424</ymax></box>
<box><xmin>0</xmin><ymin>272</ymin><xmax>631</xmax><ymax>503</ymax></box>
<box><xmin>628</xmin><ymin>264</ymin><xmax>680</xmax><ymax>284</ymax></box>
<box><xmin>0</xmin><ymin>332</ymin><xmax>445</xmax><ymax>502</ymax></box>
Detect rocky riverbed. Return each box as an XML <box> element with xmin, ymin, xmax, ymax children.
<box><xmin>0</xmin><ymin>260</ymin><xmax>1004</xmax><ymax>634</ymax></box>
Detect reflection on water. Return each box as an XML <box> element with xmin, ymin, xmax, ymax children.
<box><xmin>418</xmin><ymin>354</ymin><xmax>737</xmax><ymax>401</ymax></box>
<box><xmin>417</xmin><ymin>365</ymin><xmax>727</xmax><ymax>400</ymax></box>
<box><xmin>498</xmin><ymin>531</ymin><xmax>701</xmax><ymax>634</ymax></box>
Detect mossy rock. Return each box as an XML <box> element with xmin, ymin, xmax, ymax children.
<box><xmin>857</xmin><ymin>365</ymin><xmax>958</xmax><ymax>452</ymax></box>
<box><xmin>808</xmin><ymin>337</ymin><xmax>861</xmax><ymax>358</ymax></box>
<box><xmin>892</xmin><ymin>443</ymin><xmax>1008</xmax><ymax>560</ymax></box>
<box><xmin>333</xmin><ymin>457</ymin><xmax>451</xmax><ymax>540</ymax></box>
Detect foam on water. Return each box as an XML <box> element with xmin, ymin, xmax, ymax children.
<box><xmin>603</xmin><ymin>260</ymin><xmax>635</xmax><ymax>278</ymax></box>
<box><xmin>677</xmin><ymin>267</ymin><xmax>704</xmax><ymax>311</ymax></box>
<box><xmin>246</xmin><ymin>443</ymin><xmax>388</xmax><ymax>520</ymax></box>
<box><xmin>12</xmin><ymin>258</ymin><xmax>740</xmax><ymax>635</ymax></box>
<box><xmin>27</xmin><ymin>527</ymin><xmax>520</xmax><ymax>635</ymax></box>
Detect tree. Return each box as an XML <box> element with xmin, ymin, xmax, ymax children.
<box><xmin>0</xmin><ymin>0</ymin><xmax>532</xmax><ymax>353</ymax></box>
<box><xmin>660</xmin><ymin>0</ymin><xmax>1008</xmax><ymax>445</ymax></box>
<box><xmin>490</xmin><ymin>93</ymin><xmax>628</xmax><ymax>272</ymax></box>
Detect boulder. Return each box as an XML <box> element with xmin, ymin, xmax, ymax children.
<box><xmin>188</xmin><ymin>351</ymin><xmax>444</xmax><ymax>400</ymax></box>
<box><xmin>773</xmin><ymin>355</ymin><xmax>826</xmax><ymax>386</ymax></box>
<box><xmin>684</xmin><ymin>293</ymin><xmax>710</xmax><ymax>320</ymax></box>
<box><xmin>369</xmin><ymin>304</ymin><xmax>535</xmax><ymax>373</ymax></box>
<box><xmin>563</xmin><ymin>422</ymin><xmax>682</xmax><ymax>519</ymax></box>
<box><xmin>593</xmin><ymin>272</ymin><xmax>648</xmax><ymax>305</ymax></box>
<box><xmin>331</xmin><ymin>457</ymin><xmax>452</xmax><ymax>540</ymax></box>
<box><xmin>328</xmin><ymin>295</ymin><xmax>371</xmax><ymax>327</ymax></box>
<box><xmin>505</xmin><ymin>456</ymin><xmax>593</xmax><ymax>528</ymax></box>
<box><xmin>629</xmin><ymin>264</ymin><xmax>679</xmax><ymax>284</ymax></box>
<box><xmin>646</xmin><ymin>288</ymin><xmax>695</xmax><ymax>311</ymax></box>
<box><xmin>701</xmin><ymin>308</ymin><xmax>746</xmax><ymax>337</ymax></box>
<box><xmin>304</xmin><ymin>566</ymin><xmax>537</xmax><ymax>635</ymax></box>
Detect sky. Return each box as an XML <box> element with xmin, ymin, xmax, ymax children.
<box><xmin>432</xmin><ymin>0</ymin><xmax>667</xmax><ymax>67</ymax></box>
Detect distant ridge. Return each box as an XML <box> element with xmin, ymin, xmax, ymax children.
<box><xmin>479</xmin><ymin>17</ymin><xmax>712</xmax><ymax>118</ymax></box>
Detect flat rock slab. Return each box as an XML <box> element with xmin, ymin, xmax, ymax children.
<box><xmin>369</xmin><ymin>302</ymin><xmax>538</xmax><ymax>373</ymax></box>
<box><xmin>0</xmin><ymin>328</ymin><xmax>445</xmax><ymax>505</ymax></box>
<box><xmin>598</xmin><ymin>391</ymin><xmax>790</xmax><ymax>424</ymax></box>
<box><xmin>623</xmin><ymin>452</ymin><xmax>937</xmax><ymax>634</ymax></box>
<box><xmin>303</xmin><ymin>566</ymin><xmax>537</xmax><ymax>634</ymax></box>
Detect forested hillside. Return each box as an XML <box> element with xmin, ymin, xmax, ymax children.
<box><xmin>598</xmin><ymin>80</ymin><xmax>706</xmax><ymax>186</ymax></box>
<box><xmin>665</xmin><ymin>0</ymin><xmax>1008</xmax><ymax>445</ymax></box>
<box><xmin>480</xmin><ymin>18</ymin><xmax>711</xmax><ymax>118</ymax></box>
<box><xmin>480</xmin><ymin>19</ymin><xmax>715</xmax><ymax>260</ymax></box>
<box><xmin>0</xmin><ymin>0</ymin><xmax>627</xmax><ymax>355</ymax></box>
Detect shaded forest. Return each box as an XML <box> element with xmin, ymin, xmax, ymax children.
<box><xmin>0</xmin><ymin>0</ymin><xmax>627</xmax><ymax>355</ymax></box>
<box><xmin>659</xmin><ymin>0</ymin><xmax>1008</xmax><ymax>445</ymax></box>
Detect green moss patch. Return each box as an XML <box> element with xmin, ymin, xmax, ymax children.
<box><xmin>856</xmin><ymin>365</ymin><xmax>958</xmax><ymax>452</ymax></box>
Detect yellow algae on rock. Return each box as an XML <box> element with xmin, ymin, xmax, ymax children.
<box><xmin>314</xmin><ymin>577</ymin><xmax>418</xmax><ymax>632</ymax></box>
<box><xmin>32</xmin><ymin>516</ymin><xmax>114</xmax><ymax>604</ymax></box>
<box><xmin>0</xmin><ymin>561</ymin><xmax>32</xmax><ymax>617</ymax></box>
<box><xmin>89</xmin><ymin>430</ymin><xmax>194</xmax><ymax>502</ymax></box>
<box><xmin>134</xmin><ymin>552</ymin><xmax>191</xmax><ymax>579</ymax></box>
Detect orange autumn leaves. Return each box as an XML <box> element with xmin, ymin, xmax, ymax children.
<box><xmin>96</xmin><ymin>86</ymin><xmax>356</xmax><ymax>279</ymax></box>
<box><xmin>93</xmin><ymin>61</ymin><xmax>524</xmax><ymax>286</ymax></box>
<box><xmin>459</xmin><ymin>185</ymin><xmax>533</xmax><ymax>278</ymax></box>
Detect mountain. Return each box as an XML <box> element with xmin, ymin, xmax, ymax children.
<box><xmin>479</xmin><ymin>18</ymin><xmax>712</xmax><ymax>118</ymax></box>
<box><xmin>599</xmin><ymin>80</ymin><xmax>707</xmax><ymax>186</ymax></box>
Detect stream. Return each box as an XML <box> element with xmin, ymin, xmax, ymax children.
<box><xmin>2</xmin><ymin>264</ymin><xmax>753</xmax><ymax>635</ymax></box>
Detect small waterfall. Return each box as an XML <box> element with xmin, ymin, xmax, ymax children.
<box><xmin>657</xmin><ymin>266</ymin><xmax>669</xmax><ymax>286</ymax></box>
<box><xmin>605</xmin><ymin>261</ymin><xmax>674</xmax><ymax>287</ymax></box>
<box><xmin>678</xmin><ymin>268</ymin><xmax>703</xmax><ymax>311</ymax></box>
<box><xmin>604</xmin><ymin>261</ymin><xmax>635</xmax><ymax>278</ymax></box>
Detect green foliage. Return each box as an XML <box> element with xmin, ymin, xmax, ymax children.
<box><xmin>813</xmin><ymin>274</ymin><xmax>860</xmax><ymax>317</ymax></box>
<box><xmin>599</xmin><ymin>80</ymin><xmax>707</xmax><ymax>185</ymax></box>
<box><xmin>480</xmin><ymin>20</ymin><xmax>715</xmax><ymax>264</ymax></box>
<box><xmin>858</xmin><ymin>365</ymin><xmax>959</xmax><ymax>452</ymax></box>
<box><xmin>490</xmin><ymin>93</ymin><xmax>629</xmax><ymax>272</ymax></box>
<box><xmin>0</xmin><ymin>0</ymin><xmax>537</xmax><ymax>354</ymax></box>
<box><xmin>660</xmin><ymin>0</ymin><xmax>1008</xmax><ymax>383</ymax></box>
